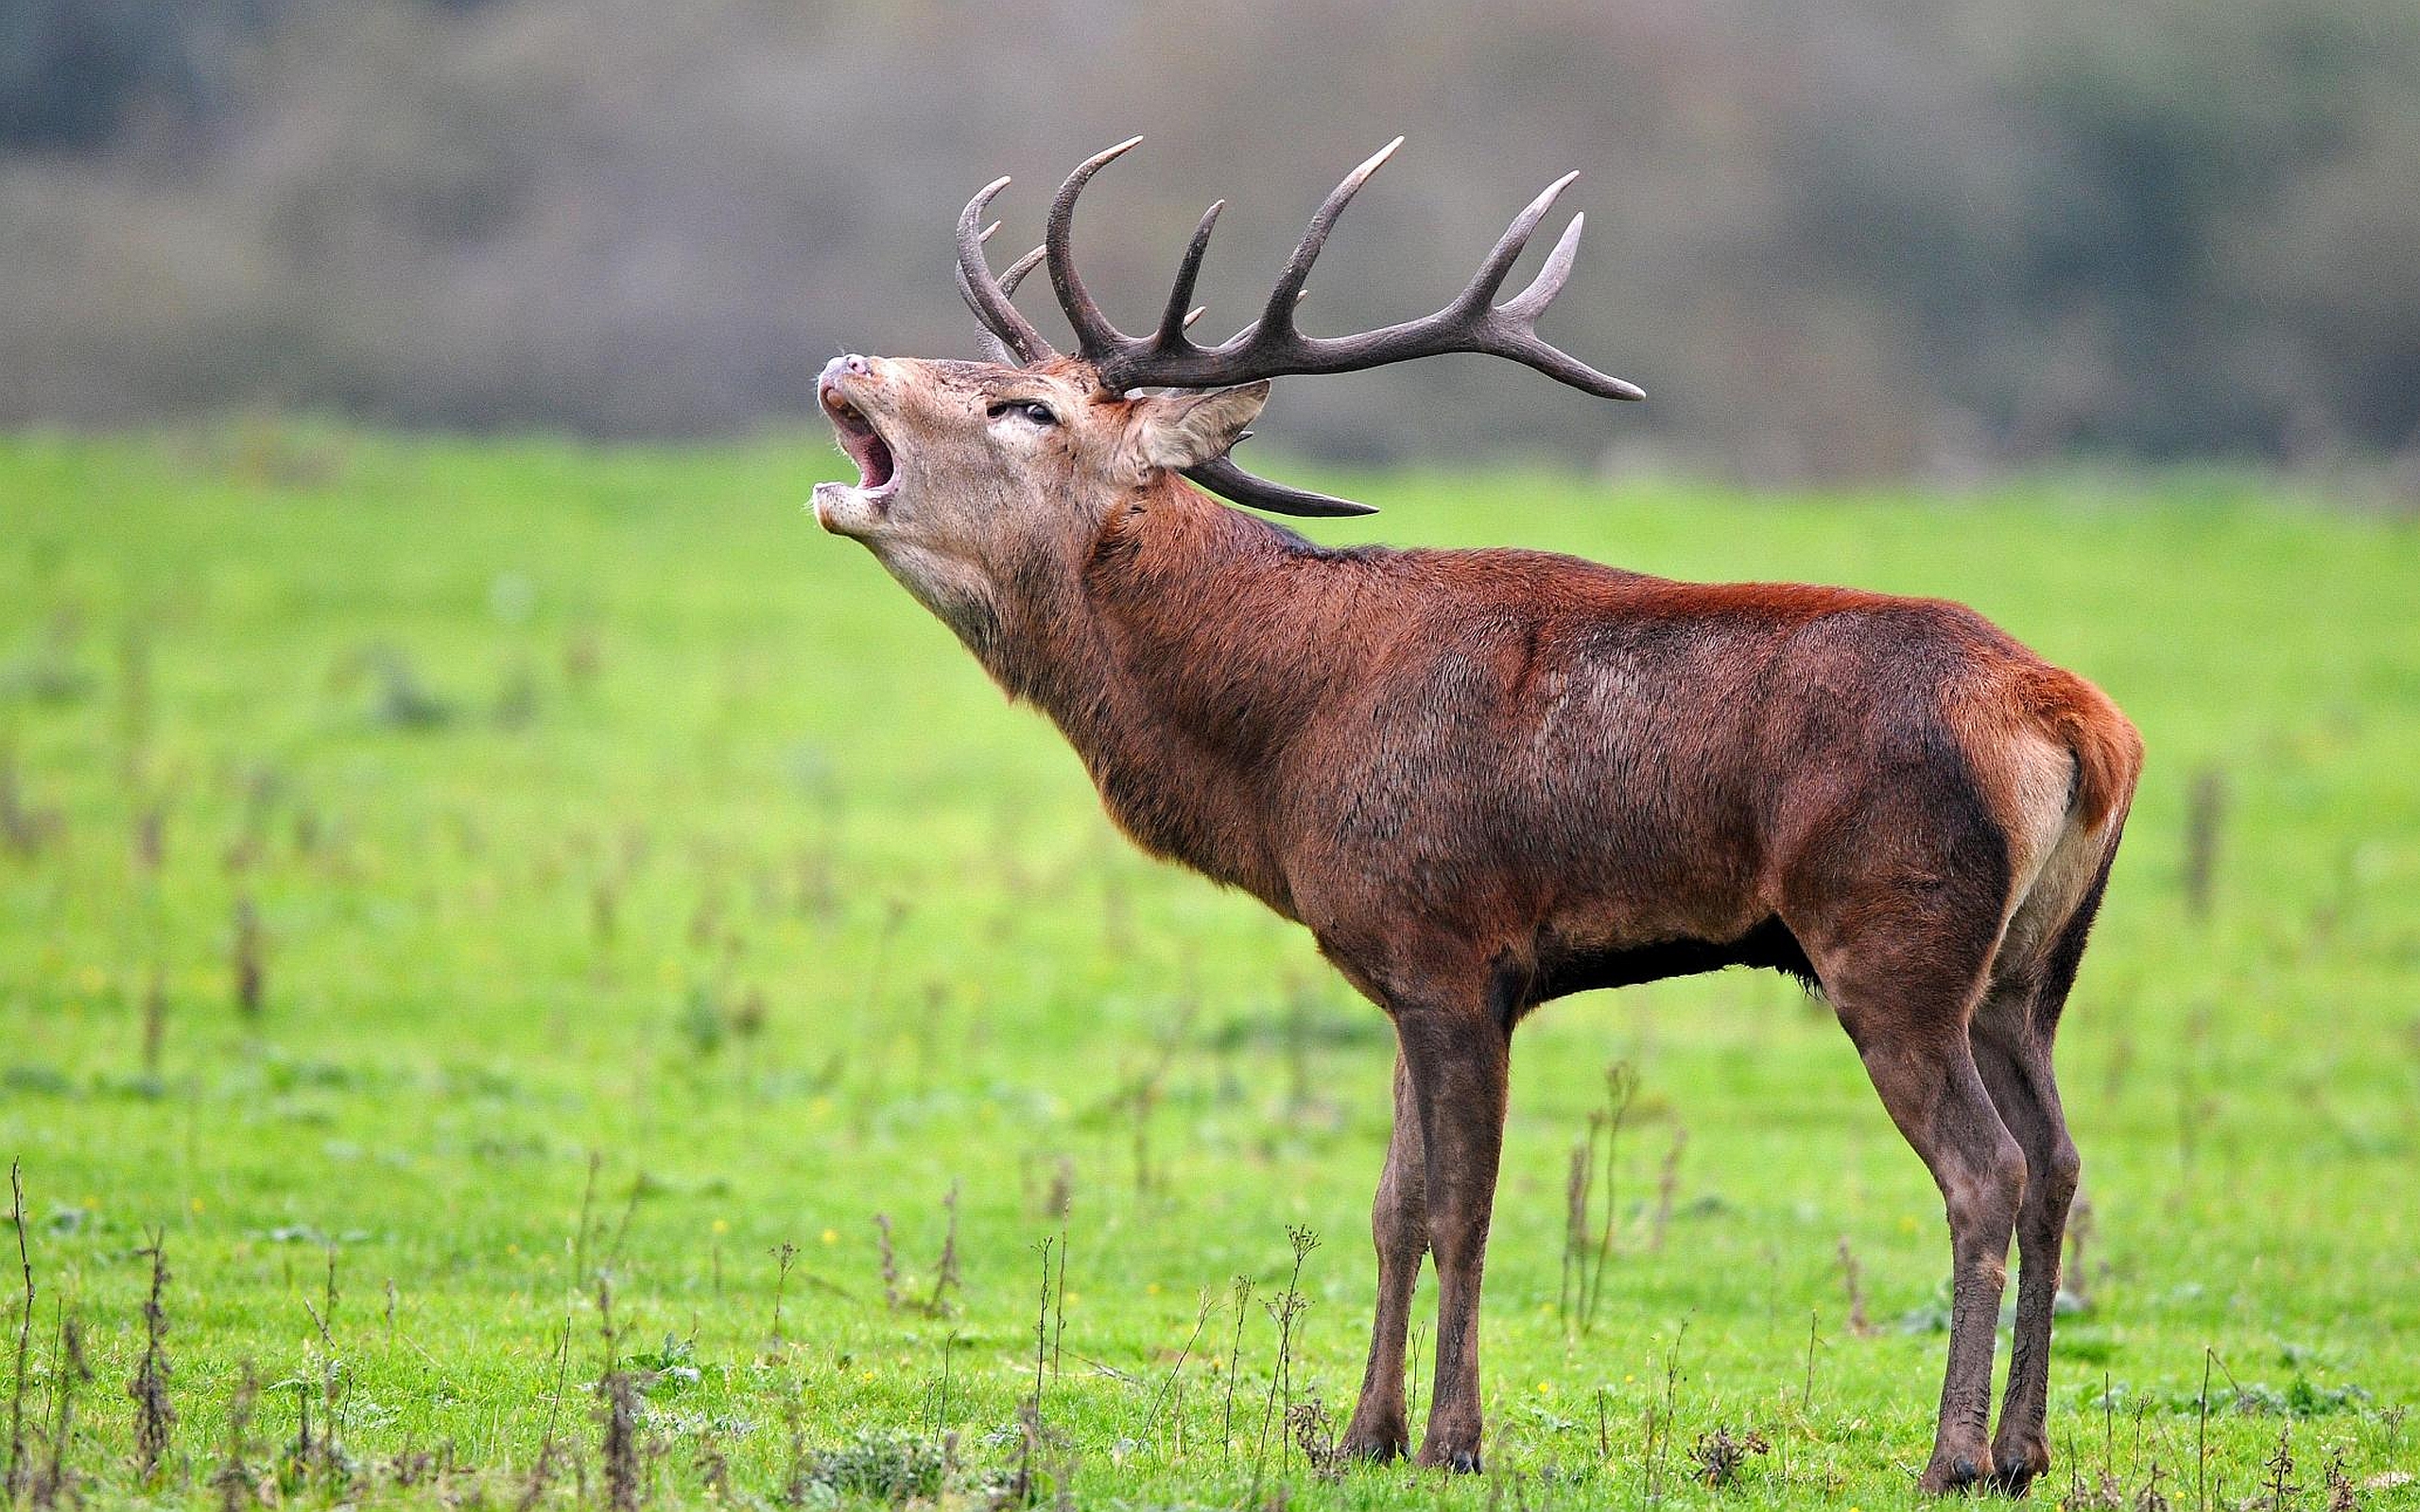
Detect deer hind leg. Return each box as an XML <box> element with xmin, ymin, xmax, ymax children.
<box><xmin>1970</xmin><ymin>985</ymin><xmax>2077</xmax><ymax>1497</ymax></box>
<box><xmin>1974</xmin><ymin>843</ymin><xmax>2117</xmax><ymax>1495</ymax></box>
<box><xmin>1340</xmin><ymin>1049</ymin><xmax>1429</xmax><ymax>1462</ymax></box>
<box><xmin>1802</xmin><ymin>912</ymin><xmax>2023</xmax><ymax>1495</ymax></box>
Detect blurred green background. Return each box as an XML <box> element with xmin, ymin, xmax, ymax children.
<box><xmin>3</xmin><ymin>0</ymin><xmax>2419</xmax><ymax>485</ymax></box>
<box><xmin>4</xmin><ymin>4</ymin><xmax>2420</xmax><ymax>1506</ymax></box>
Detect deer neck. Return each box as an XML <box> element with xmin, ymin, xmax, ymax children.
<box><xmin>978</xmin><ymin>478</ymin><xmax>1348</xmax><ymax>910</ymax></box>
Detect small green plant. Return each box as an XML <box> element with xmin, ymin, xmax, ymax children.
<box><xmin>624</xmin><ymin>1334</ymin><xmax>700</xmax><ymax>1397</ymax></box>
<box><xmin>337</xmin><ymin>645</ymin><xmax>455</xmax><ymax>730</ymax></box>
<box><xmin>801</xmin><ymin>1430</ymin><xmax>948</xmax><ymax>1502</ymax></box>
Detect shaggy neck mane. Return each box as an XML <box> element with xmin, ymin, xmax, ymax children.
<box><xmin>977</xmin><ymin>473</ymin><xmax>1379</xmax><ymax>913</ymax></box>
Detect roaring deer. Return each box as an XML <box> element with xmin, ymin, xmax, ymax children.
<box><xmin>810</xmin><ymin>138</ymin><xmax>2140</xmax><ymax>1495</ymax></box>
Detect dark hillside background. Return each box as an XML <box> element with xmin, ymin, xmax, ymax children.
<box><xmin>4</xmin><ymin>0</ymin><xmax>2417</xmax><ymax>481</ymax></box>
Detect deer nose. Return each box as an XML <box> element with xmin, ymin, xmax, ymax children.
<box><xmin>823</xmin><ymin>353</ymin><xmax>873</xmax><ymax>383</ymax></box>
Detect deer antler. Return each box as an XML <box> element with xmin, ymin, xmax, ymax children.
<box><xmin>1044</xmin><ymin>138</ymin><xmax>1645</xmax><ymax>401</ymax></box>
<box><xmin>955</xmin><ymin>139</ymin><xmax>1634</xmax><ymax>516</ymax></box>
<box><xmin>958</xmin><ymin>168</ymin><xmax>1374</xmax><ymax>516</ymax></box>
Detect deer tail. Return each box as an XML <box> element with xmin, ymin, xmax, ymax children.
<box><xmin>2019</xmin><ymin>664</ymin><xmax>2143</xmax><ymax>831</ymax></box>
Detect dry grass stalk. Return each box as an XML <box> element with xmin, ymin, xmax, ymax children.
<box><xmin>211</xmin><ymin>1364</ymin><xmax>260</xmax><ymax>1512</ymax></box>
<box><xmin>139</xmin><ymin>965</ymin><xmax>168</xmax><ymax>1081</ymax></box>
<box><xmin>232</xmin><ymin>893</ymin><xmax>266</xmax><ymax>1018</ymax></box>
<box><xmin>1140</xmin><ymin>1292</ymin><xmax>1216</xmax><ymax>1448</ymax></box>
<box><xmin>29</xmin><ymin>1314</ymin><xmax>88</xmax><ymax>1511</ymax></box>
<box><xmin>768</xmin><ymin>1241</ymin><xmax>800</xmax><ymax>1347</ymax></box>
<box><xmin>1252</xmin><ymin>1227</ymin><xmax>1320</xmax><ymax>1495</ymax></box>
<box><xmin>2324</xmin><ymin>1451</ymin><xmax>2356</xmax><ymax>1512</ymax></box>
<box><xmin>2260</xmin><ymin>1424</ymin><xmax>2297</xmax><ymax>1512</ymax></box>
<box><xmin>1051</xmin><ymin>1229</ymin><xmax>1068</xmax><ymax>1378</ymax></box>
<box><xmin>1581</xmin><ymin>1061</ymin><xmax>1640</xmax><ymax>1332</ymax></box>
<box><xmin>1641</xmin><ymin>1321</ymin><xmax>1690</xmax><ymax>1503</ymax></box>
<box><xmin>2066</xmin><ymin>1195</ymin><xmax>2098</xmax><ymax>1309</ymax></box>
<box><xmin>596</xmin><ymin>1280</ymin><xmax>642</xmax><ymax>1512</ymax></box>
<box><xmin>1650</xmin><ymin>1125</ymin><xmax>1688</xmax><ymax>1252</ymax></box>
<box><xmin>1044</xmin><ymin>1158</ymin><xmax>1073</xmax><ymax>1222</ymax></box>
<box><xmin>1836</xmin><ymin>1237</ymin><xmax>1875</xmax><ymax>1336</ymax></box>
<box><xmin>2137</xmin><ymin>1459</ymin><xmax>2171</xmax><ymax>1512</ymax></box>
<box><xmin>0</xmin><ymin>741</ymin><xmax>60</xmax><ymax>859</ymax></box>
<box><xmin>1220</xmin><ymin>1275</ymin><xmax>1253</xmax><ymax>1468</ymax></box>
<box><xmin>1560</xmin><ymin>1127</ymin><xmax>1596</xmax><ymax>1327</ymax></box>
<box><xmin>926</xmin><ymin>1183</ymin><xmax>961</xmax><ymax>1316</ymax></box>
<box><xmin>6</xmin><ymin>1161</ymin><xmax>32</xmax><ymax>1502</ymax></box>
<box><xmin>2183</xmin><ymin>767</ymin><xmax>2227</xmax><ymax>919</ymax></box>
<box><xmin>130</xmin><ymin>1232</ymin><xmax>175</xmax><ymax>1483</ymax></box>
<box><xmin>1030</xmin><ymin>1238</ymin><xmax>1057</xmax><ymax>1425</ymax></box>
<box><xmin>874</xmin><ymin>1215</ymin><xmax>902</xmax><ymax>1311</ymax></box>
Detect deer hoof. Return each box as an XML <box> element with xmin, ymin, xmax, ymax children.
<box><xmin>1918</xmin><ymin>1451</ymin><xmax>1991</xmax><ymax>1494</ymax></box>
<box><xmin>1337</xmin><ymin>1431</ymin><xmax>1407</xmax><ymax>1465</ymax></box>
<box><xmin>1986</xmin><ymin>1438</ymin><xmax>2048</xmax><ymax>1498</ymax></box>
<box><xmin>1416</xmin><ymin>1448</ymin><xmax>1482</xmax><ymax>1474</ymax></box>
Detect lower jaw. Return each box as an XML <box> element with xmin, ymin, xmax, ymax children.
<box><xmin>812</xmin><ymin>481</ymin><xmax>889</xmax><ymax>537</ymax></box>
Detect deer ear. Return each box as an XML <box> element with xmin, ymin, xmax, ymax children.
<box><xmin>1127</xmin><ymin>382</ymin><xmax>1271</xmax><ymax>472</ymax></box>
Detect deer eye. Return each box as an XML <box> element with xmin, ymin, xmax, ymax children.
<box><xmin>987</xmin><ymin>400</ymin><xmax>1058</xmax><ymax>426</ymax></box>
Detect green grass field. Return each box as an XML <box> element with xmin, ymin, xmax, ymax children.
<box><xmin>3</xmin><ymin>426</ymin><xmax>2417</xmax><ymax>1509</ymax></box>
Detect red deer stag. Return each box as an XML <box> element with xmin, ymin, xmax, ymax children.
<box><xmin>810</xmin><ymin>138</ymin><xmax>2140</xmax><ymax>1495</ymax></box>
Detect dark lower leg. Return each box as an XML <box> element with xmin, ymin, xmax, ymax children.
<box><xmin>1342</xmin><ymin>1052</ymin><xmax>1428</xmax><ymax>1461</ymax></box>
<box><xmin>1860</xmin><ymin>1039</ymin><xmax>2025</xmax><ymax>1493</ymax></box>
<box><xmin>1975</xmin><ymin>1032</ymin><xmax>2079</xmax><ymax>1494</ymax></box>
<box><xmin>1399</xmin><ymin>1008</ymin><xmax>1509</xmax><ymax>1473</ymax></box>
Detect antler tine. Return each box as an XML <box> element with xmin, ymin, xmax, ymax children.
<box><xmin>1152</xmin><ymin>201</ymin><xmax>1224</xmax><ymax>349</ymax></box>
<box><xmin>957</xmin><ymin>219</ymin><xmax>1023</xmax><ymax>364</ymax></box>
<box><xmin>1181</xmin><ymin>454</ymin><xmax>1379</xmax><ymax>517</ymax></box>
<box><xmin>958</xmin><ymin>177</ymin><xmax>1056</xmax><ymax>364</ymax></box>
<box><xmin>1490</xmin><ymin>211</ymin><xmax>1645</xmax><ymax>399</ymax></box>
<box><xmin>1458</xmin><ymin>171</ymin><xmax>1578</xmax><ymax>313</ymax></box>
<box><xmin>1255</xmin><ymin>136</ymin><xmax>1401</xmax><ymax>340</ymax></box>
<box><xmin>956</xmin><ymin>266</ymin><xmax>1024</xmax><ymax>366</ymax></box>
<box><xmin>1501</xmin><ymin>210</ymin><xmax>1585</xmax><ymax>317</ymax></box>
<box><xmin>1046</xmin><ymin>136</ymin><xmax>1146</xmax><ymax>358</ymax></box>
<box><xmin>1191</xmin><ymin>289</ymin><xmax>1301</xmax><ymax>362</ymax></box>
<box><xmin>999</xmin><ymin>245</ymin><xmax>1046</xmax><ymax>300</ymax></box>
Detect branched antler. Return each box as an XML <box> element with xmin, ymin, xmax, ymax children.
<box><xmin>1039</xmin><ymin>137</ymin><xmax>1642</xmax><ymax>400</ymax></box>
<box><xmin>954</xmin><ymin>138</ymin><xmax>1641</xmax><ymax>516</ymax></box>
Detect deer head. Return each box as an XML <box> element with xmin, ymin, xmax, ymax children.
<box><xmin>812</xmin><ymin>353</ymin><xmax>1269</xmax><ymax>644</ymax></box>
<box><xmin>812</xmin><ymin>139</ymin><xmax>1643</xmax><ymax>640</ymax></box>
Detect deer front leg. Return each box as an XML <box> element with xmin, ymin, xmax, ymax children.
<box><xmin>1396</xmin><ymin>1005</ymin><xmax>1512</xmax><ymax>1473</ymax></box>
<box><xmin>1340</xmin><ymin>1050</ymin><xmax>1428</xmax><ymax>1462</ymax></box>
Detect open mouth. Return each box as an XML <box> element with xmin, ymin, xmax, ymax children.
<box><xmin>821</xmin><ymin>383</ymin><xmax>897</xmax><ymax>494</ymax></box>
